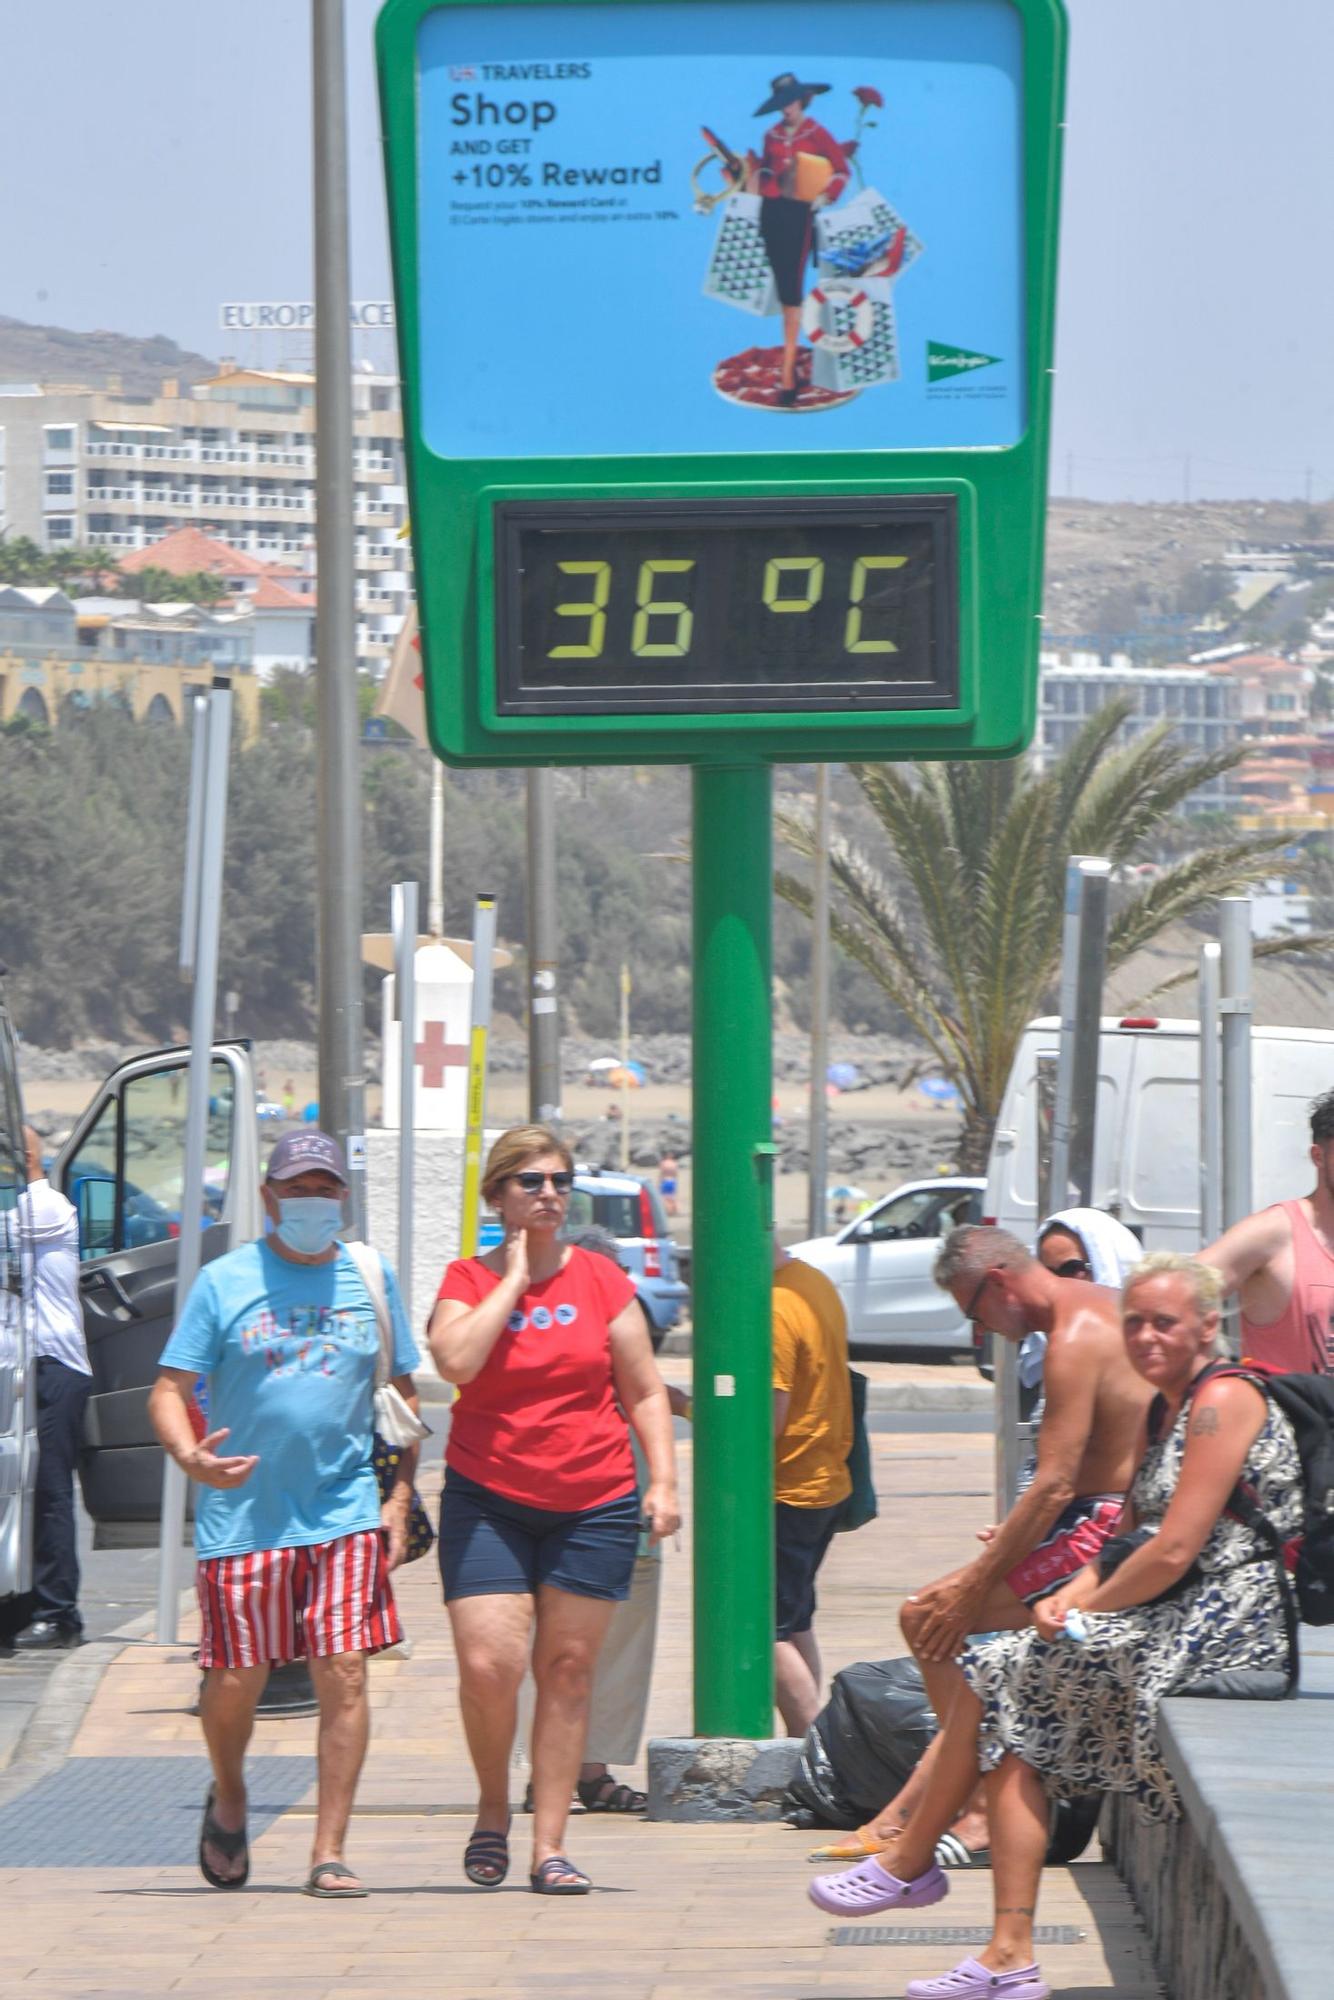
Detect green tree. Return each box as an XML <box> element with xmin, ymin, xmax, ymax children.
<box><xmin>777</xmin><ymin>705</ymin><xmax>1334</xmax><ymax>1171</ymax></box>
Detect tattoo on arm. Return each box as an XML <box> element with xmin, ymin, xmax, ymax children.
<box><xmin>1192</xmin><ymin>1407</ymin><xmax>1221</xmax><ymax>1436</ymax></box>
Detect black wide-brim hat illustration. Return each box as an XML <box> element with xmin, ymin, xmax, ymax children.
<box><xmin>755</xmin><ymin>71</ymin><xmax>830</xmax><ymax>116</ymax></box>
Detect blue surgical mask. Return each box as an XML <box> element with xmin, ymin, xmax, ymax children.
<box><xmin>275</xmin><ymin>1196</ymin><xmax>344</xmax><ymax>1256</ymax></box>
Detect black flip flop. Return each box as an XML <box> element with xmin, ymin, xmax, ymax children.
<box><xmin>530</xmin><ymin>1855</ymin><xmax>592</xmax><ymax>1895</ymax></box>
<box><xmin>463</xmin><ymin>1825</ymin><xmax>511</xmax><ymax>1887</ymax></box>
<box><xmin>198</xmin><ymin>1784</ymin><xmax>249</xmax><ymax>1890</ymax></box>
<box><xmin>303</xmin><ymin>1860</ymin><xmax>368</xmax><ymax>1899</ymax></box>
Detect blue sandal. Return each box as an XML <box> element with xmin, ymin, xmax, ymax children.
<box><xmin>463</xmin><ymin>1825</ymin><xmax>511</xmax><ymax>1887</ymax></box>
<box><xmin>530</xmin><ymin>1855</ymin><xmax>592</xmax><ymax>1895</ymax></box>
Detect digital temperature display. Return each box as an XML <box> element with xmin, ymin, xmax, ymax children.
<box><xmin>494</xmin><ymin>496</ymin><xmax>958</xmax><ymax>716</ymax></box>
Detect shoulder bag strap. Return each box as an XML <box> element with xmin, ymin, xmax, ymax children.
<box><xmin>345</xmin><ymin>1240</ymin><xmax>394</xmax><ymax>1390</ymax></box>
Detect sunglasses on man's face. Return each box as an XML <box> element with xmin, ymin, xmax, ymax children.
<box><xmin>512</xmin><ymin>1170</ymin><xmax>573</xmax><ymax>1195</ymax></box>
<box><xmin>1052</xmin><ymin>1256</ymin><xmax>1091</xmax><ymax>1280</ymax></box>
<box><xmin>962</xmin><ymin>1270</ymin><xmax>994</xmax><ymax>1324</ymax></box>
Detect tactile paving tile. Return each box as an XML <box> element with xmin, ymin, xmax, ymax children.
<box><xmin>830</xmin><ymin>1925</ymin><xmax>1085</xmax><ymax>1947</ymax></box>
<box><xmin>0</xmin><ymin>1755</ymin><xmax>317</xmax><ymax>1866</ymax></box>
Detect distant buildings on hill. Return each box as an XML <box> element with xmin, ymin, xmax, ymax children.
<box><xmin>1037</xmin><ymin>646</ymin><xmax>1331</xmax><ymax>827</ymax></box>
<box><xmin>0</xmin><ymin>362</ymin><xmax>409</xmax><ymax>671</ymax></box>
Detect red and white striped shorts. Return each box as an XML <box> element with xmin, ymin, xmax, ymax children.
<box><xmin>196</xmin><ymin>1530</ymin><xmax>402</xmax><ymax>1669</ymax></box>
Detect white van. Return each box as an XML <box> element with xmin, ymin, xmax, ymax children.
<box><xmin>985</xmin><ymin>1015</ymin><xmax>1334</xmax><ymax>1251</ymax></box>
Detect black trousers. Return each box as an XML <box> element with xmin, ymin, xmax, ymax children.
<box><xmin>3</xmin><ymin>1358</ymin><xmax>91</xmax><ymax>1636</ymax></box>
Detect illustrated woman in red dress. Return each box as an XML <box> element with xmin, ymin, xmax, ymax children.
<box><xmin>749</xmin><ymin>72</ymin><xmax>850</xmax><ymax>407</ymax></box>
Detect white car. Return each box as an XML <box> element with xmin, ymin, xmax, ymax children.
<box><xmin>787</xmin><ymin>1176</ymin><xmax>985</xmax><ymax>1353</ymax></box>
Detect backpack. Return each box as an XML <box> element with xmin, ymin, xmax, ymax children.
<box><xmin>1212</xmin><ymin>1363</ymin><xmax>1334</xmax><ymax>1628</ymax></box>
<box><xmin>1154</xmin><ymin>1360</ymin><xmax>1334</xmax><ymax>1695</ymax></box>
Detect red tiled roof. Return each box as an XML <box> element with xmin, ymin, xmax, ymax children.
<box><xmin>118</xmin><ymin>527</ymin><xmax>280</xmax><ymax>580</ymax></box>
<box><xmin>252</xmin><ymin>575</ymin><xmax>316</xmax><ymax>611</ymax></box>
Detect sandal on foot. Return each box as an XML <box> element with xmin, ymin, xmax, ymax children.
<box><xmin>302</xmin><ymin>1861</ymin><xmax>368</xmax><ymax>1899</ymax></box>
<box><xmin>576</xmin><ymin>1775</ymin><xmax>647</xmax><ymax>1814</ymax></box>
<box><xmin>463</xmin><ymin>1826</ymin><xmax>511</xmax><ymax>1887</ymax></box>
<box><xmin>807</xmin><ymin>1828</ymin><xmax>896</xmax><ymax>1862</ymax></box>
<box><xmin>807</xmin><ymin>1856</ymin><xmax>948</xmax><ymax>1916</ymax></box>
<box><xmin>198</xmin><ymin>1784</ymin><xmax>249</xmax><ymax>1890</ymax></box>
<box><xmin>906</xmin><ymin>1957</ymin><xmax>1049</xmax><ymax>1999</ymax></box>
<box><xmin>933</xmin><ymin>1833</ymin><xmax>992</xmax><ymax>1869</ymax></box>
<box><xmin>530</xmin><ymin>1855</ymin><xmax>592</xmax><ymax>1895</ymax></box>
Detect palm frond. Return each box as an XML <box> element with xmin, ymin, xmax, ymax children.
<box><xmin>1135</xmin><ymin>930</ymin><xmax>1334</xmax><ymax>1004</ymax></box>
<box><xmin>1106</xmin><ymin>837</ymin><xmax>1298</xmax><ymax>968</ymax></box>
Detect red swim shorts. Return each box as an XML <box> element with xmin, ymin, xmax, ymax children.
<box><xmin>1004</xmin><ymin>1496</ymin><xmax>1123</xmax><ymax>1606</ymax></box>
<box><xmin>196</xmin><ymin>1530</ymin><xmax>402</xmax><ymax>1669</ymax></box>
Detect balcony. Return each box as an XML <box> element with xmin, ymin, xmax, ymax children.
<box><xmin>86</xmin><ymin>439</ymin><xmax>318</xmax><ymax>473</ymax></box>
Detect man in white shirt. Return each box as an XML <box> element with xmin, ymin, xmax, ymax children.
<box><xmin>1</xmin><ymin>1128</ymin><xmax>92</xmax><ymax>1653</ymax></box>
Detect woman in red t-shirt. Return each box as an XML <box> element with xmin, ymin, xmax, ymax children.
<box><xmin>429</xmin><ymin>1124</ymin><xmax>680</xmax><ymax>1897</ymax></box>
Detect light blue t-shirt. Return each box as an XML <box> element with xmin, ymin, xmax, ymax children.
<box><xmin>159</xmin><ymin>1239</ymin><xmax>420</xmax><ymax>1560</ymax></box>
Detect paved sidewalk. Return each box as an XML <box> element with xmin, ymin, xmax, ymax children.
<box><xmin>0</xmin><ymin>1427</ymin><xmax>1162</xmax><ymax>1999</ymax></box>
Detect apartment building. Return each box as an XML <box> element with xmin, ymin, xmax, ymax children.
<box><xmin>1037</xmin><ymin>649</ymin><xmax>1243</xmax><ymax>811</ymax></box>
<box><xmin>0</xmin><ymin>363</ymin><xmax>409</xmax><ymax>669</ymax></box>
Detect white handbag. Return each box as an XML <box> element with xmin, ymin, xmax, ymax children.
<box><xmin>346</xmin><ymin>1240</ymin><xmax>430</xmax><ymax>1449</ymax></box>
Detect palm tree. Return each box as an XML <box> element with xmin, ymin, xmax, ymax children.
<box><xmin>777</xmin><ymin>702</ymin><xmax>1333</xmax><ymax>1171</ymax></box>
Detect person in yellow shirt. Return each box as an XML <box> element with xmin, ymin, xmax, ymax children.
<box><xmin>773</xmin><ymin>1244</ymin><xmax>852</xmax><ymax>1733</ymax></box>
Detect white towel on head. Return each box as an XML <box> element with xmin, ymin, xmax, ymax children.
<box><xmin>1018</xmin><ymin>1208</ymin><xmax>1144</xmax><ymax>1391</ymax></box>
<box><xmin>1037</xmin><ymin>1206</ymin><xmax>1144</xmax><ymax>1288</ymax></box>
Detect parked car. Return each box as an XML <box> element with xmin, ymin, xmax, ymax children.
<box><xmin>786</xmin><ymin>1176</ymin><xmax>985</xmax><ymax>1353</ymax></box>
<box><xmin>564</xmin><ymin>1166</ymin><xmax>689</xmax><ymax>1351</ymax></box>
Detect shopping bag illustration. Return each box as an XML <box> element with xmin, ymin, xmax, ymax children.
<box><xmin>702</xmin><ymin>193</ymin><xmax>780</xmax><ymax>317</ymax></box>
<box><xmin>816</xmin><ymin>186</ymin><xmax>923</xmax><ymax>281</ymax></box>
<box><xmin>805</xmin><ymin>276</ymin><xmax>900</xmax><ymax>393</ymax></box>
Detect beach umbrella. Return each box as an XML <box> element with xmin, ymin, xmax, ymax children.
<box><xmin>827</xmin><ymin>1061</ymin><xmax>860</xmax><ymax>1089</ymax></box>
<box><xmin>918</xmin><ymin>1077</ymin><xmax>960</xmax><ymax>1105</ymax></box>
<box><xmin>827</xmin><ymin>1183</ymin><xmax>869</xmax><ymax>1202</ymax></box>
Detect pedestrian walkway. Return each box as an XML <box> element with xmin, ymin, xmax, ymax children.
<box><xmin>0</xmin><ymin>1426</ymin><xmax>1163</xmax><ymax>1999</ymax></box>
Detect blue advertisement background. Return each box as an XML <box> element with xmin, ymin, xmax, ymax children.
<box><xmin>418</xmin><ymin>0</ymin><xmax>1025</xmax><ymax>458</ymax></box>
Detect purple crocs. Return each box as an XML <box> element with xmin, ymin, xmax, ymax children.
<box><xmin>807</xmin><ymin>1855</ymin><xmax>949</xmax><ymax>1916</ymax></box>
<box><xmin>905</xmin><ymin>1957</ymin><xmax>1050</xmax><ymax>1999</ymax></box>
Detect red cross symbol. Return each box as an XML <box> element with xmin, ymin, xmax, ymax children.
<box><xmin>413</xmin><ymin>1020</ymin><xmax>469</xmax><ymax>1091</ymax></box>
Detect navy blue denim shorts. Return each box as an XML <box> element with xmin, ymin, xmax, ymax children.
<box><xmin>438</xmin><ymin>1467</ymin><xmax>640</xmax><ymax>1604</ymax></box>
<box><xmin>775</xmin><ymin>1499</ymin><xmax>843</xmax><ymax>1639</ymax></box>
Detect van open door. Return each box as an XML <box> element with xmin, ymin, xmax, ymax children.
<box><xmin>0</xmin><ymin>993</ymin><xmax>37</xmax><ymax>1599</ymax></box>
<box><xmin>53</xmin><ymin>1043</ymin><xmax>260</xmax><ymax>1548</ymax></box>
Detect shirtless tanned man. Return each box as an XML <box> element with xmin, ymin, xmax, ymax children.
<box><xmin>1201</xmin><ymin>1087</ymin><xmax>1334</xmax><ymax>1374</ymax></box>
<box><xmin>809</xmin><ymin>1224</ymin><xmax>1151</xmax><ymax>1884</ymax></box>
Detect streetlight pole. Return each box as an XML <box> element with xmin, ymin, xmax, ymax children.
<box><xmin>806</xmin><ymin>765</ymin><xmax>832</xmax><ymax>1240</ymax></box>
<box><xmin>312</xmin><ymin>0</ymin><xmax>367</xmax><ymax>1234</ymax></box>
<box><xmin>526</xmin><ymin>768</ymin><xmax>561</xmax><ymax>1126</ymax></box>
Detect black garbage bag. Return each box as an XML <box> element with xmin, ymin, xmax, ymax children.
<box><xmin>785</xmin><ymin>1657</ymin><xmax>937</xmax><ymax>1828</ymax></box>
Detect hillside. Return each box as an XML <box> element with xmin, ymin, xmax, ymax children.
<box><xmin>0</xmin><ymin>315</ymin><xmax>216</xmax><ymax>396</ymax></box>
<box><xmin>1044</xmin><ymin>497</ymin><xmax>1333</xmax><ymax>638</ymax></box>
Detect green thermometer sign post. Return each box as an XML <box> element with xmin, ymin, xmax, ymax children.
<box><xmin>378</xmin><ymin>0</ymin><xmax>1066</xmax><ymax>1738</ymax></box>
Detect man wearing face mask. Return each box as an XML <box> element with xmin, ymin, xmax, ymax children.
<box><xmin>149</xmin><ymin>1131</ymin><xmax>420</xmax><ymax>1899</ymax></box>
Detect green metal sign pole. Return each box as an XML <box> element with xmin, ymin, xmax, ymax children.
<box><xmin>691</xmin><ymin>763</ymin><xmax>775</xmax><ymax>1737</ymax></box>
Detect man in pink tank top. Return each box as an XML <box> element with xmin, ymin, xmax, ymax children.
<box><xmin>1202</xmin><ymin>1086</ymin><xmax>1334</xmax><ymax>1373</ymax></box>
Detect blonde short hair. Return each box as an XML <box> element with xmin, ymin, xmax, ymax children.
<box><xmin>1123</xmin><ymin>1251</ymin><xmax>1224</xmax><ymax>1317</ymax></box>
<box><xmin>481</xmin><ymin>1124</ymin><xmax>574</xmax><ymax>1205</ymax></box>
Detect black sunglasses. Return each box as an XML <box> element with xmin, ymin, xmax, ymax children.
<box><xmin>1052</xmin><ymin>1256</ymin><xmax>1091</xmax><ymax>1280</ymax></box>
<box><xmin>962</xmin><ymin>1269</ymin><xmax>994</xmax><ymax>1324</ymax></box>
<box><xmin>512</xmin><ymin>1170</ymin><xmax>573</xmax><ymax>1195</ymax></box>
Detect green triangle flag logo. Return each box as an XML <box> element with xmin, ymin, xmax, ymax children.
<box><xmin>927</xmin><ymin>340</ymin><xmax>1001</xmax><ymax>383</ymax></box>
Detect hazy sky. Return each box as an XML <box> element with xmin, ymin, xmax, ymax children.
<box><xmin>4</xmin><ymin>0</ymin><xmax>1330</xmax><ymax>503</ymax></box>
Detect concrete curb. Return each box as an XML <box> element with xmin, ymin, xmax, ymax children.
<box><xmin>647</xmin><ymin>1737</ymin><xmax>803</xmax><ymax>1822</ymax></box>
<box><xmin>414</xmin><ymin>1373</ymin><xmax>993</xmax><ymax>1412</ymax></box>
<box><xmin>0</xmin><ymin>1602</ymin><xmax>167</xmax><ymax>1809</ymax></box>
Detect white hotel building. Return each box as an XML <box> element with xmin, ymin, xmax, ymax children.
<box><xmin>0</xmin><ymin>363</ymin><xmax>410</xmax><ymax>668</ymax></box>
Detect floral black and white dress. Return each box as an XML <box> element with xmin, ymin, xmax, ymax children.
<box><xmin>962</xmin><ymin>1398</ymin><xmax>1302</xmax><ymax>1822</ymax></box>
